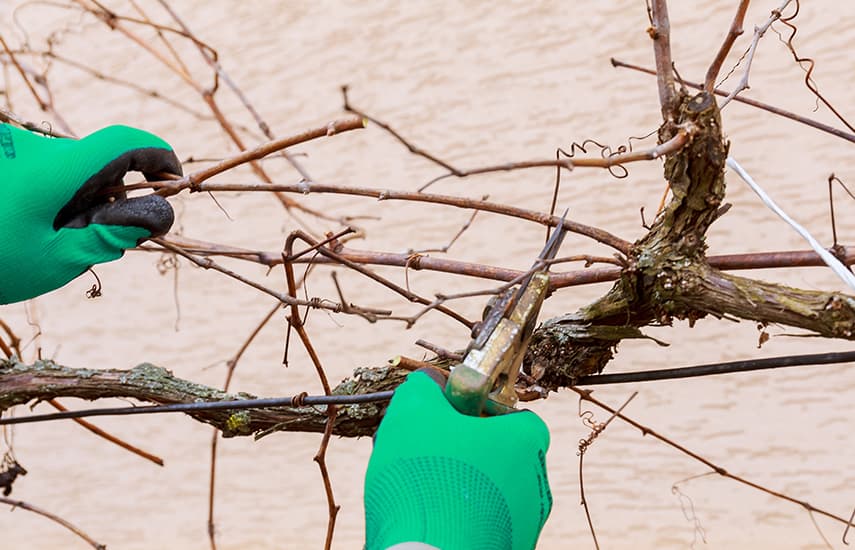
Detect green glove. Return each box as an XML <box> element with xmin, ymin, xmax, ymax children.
<box><xmin>0</xmin><ymin>124</ymin><xmax>181</xmax><ymax>304</ymax></box>
<box><xmin>365</xmin><ymin>371</ymin><xmax>552</xmax><ymax>550</ymax></box>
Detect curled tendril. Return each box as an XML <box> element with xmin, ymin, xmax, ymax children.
<box><xmin>578</xmin><ymin>409</ymin><xmax>598</xmax><ymax>429</ymax></box>
<box><xmin>156</xmin><ymin>253</ymin><xmax>179</xmax><ymax>275</ymax></box>
<box><xmin>557</xmin><ymin>128</ymin><xmax>658</xmax><ymax>180</ymax></box>
<box><xmin>85</xmin><ymin>269</ymin><xmax>102</xmax><ymax>299</ymax></box>
<box><xmin>773</xmin><ymin>0</ymin><xmax>855</xmax><ymax>133</ymax></box>
<box><xmin>558</xmin><ymin>139</ymin><xmax>628</xmax><ymax>179</ymax></box>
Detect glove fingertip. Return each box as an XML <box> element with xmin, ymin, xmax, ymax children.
<box><xmin>90</xmin><ymin>125</ymin><xmax>171</xmax><ymax>149</ymax></box>
<box><xmin>96</xmin><ymin>223</ymin><xmax>151</xmax><ymax>250</ymax></box>
<box><xmin>381</xmin><ymin>371</ymin><xmax>452</xmax><ymax>424</ymax></box>
<box><xmin>399</xmin><ymin>370</ymin><xmax>448</xmax><ymax>400</ymax></box>
<box><xmin>506</xmin><ymin>408</ymin><xmax>551</xmax><ymax>448</ymax></box>
<box><xmin>82</xmin><ymin>125</ymin><xmax>181</xmax><ymax>175</ymax></box>
<box><xmin>57</xmin><ymin>224</ymin><xmax>150</xmax><ymax>260</ymax></box>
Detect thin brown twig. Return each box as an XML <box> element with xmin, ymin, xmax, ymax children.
<box><xmin>571</xmin><ymin>387</ymin><xmax>854</xmax><ymax>527</ymax></box>
<box><xmin>414</xmin><ymin>339</ymin><xmax>463</xmax><ymax>361</ymax></box>
<box><xmin>29</xmin><ymin>66</ymin><xmax>76</xmax><ymax>135</ymax></box>
<box><xmin>152</xmin><ymin>238</ymin><xmax>341</xmax><ymax>311</ymax></box>
<box><xmin>649</xmin><ymin>0</ymin><xmax>676</xmax><ymax>115</ymax></box>
<box><xmin>155</xmin><ymin>0</ymin><xmax>314</xmax><ymax>182</ymax></box>
<box><xmin>2</xmin><ymin>60</ymin><xmax>13</xmax><ymax>111</ymax></box>
<box><xmin>843</xmin><ymin>505</ymin><xmax>855</xmax><ymax>544</ymax></box>
<box><xmin>704</xmin><ymin>0</ymin><xmax>751</xmax><ymax>93</ymax></box>
<box><xmin>409</xmin><ymin>206</ymin><xmax>482</xmax><ymax>254</ymax></box>
<box><xmin>388</xmin><ymin>355</ymin><xmax>436</xmax><ymax>372</ymax></box>
<box><xmin>29</xmin><ymin>50</ymin><xmax>215</xmax><ymax>121</ymax></box>
<box><xmin>127</xmin><ymin>0</ymin><xmax>190</xmax><ymax>72</ymax></box>
<box><xmin>145</xmin><ymin>235</ymin><xmax>623</xmax><ymax>287</ymax></box>
<box><xmin>548</xmin><ymin>150</ymin><xmax>564</xmax><ymax>241</ymax></box>
<box><xmin>342</xmin><ymin>85</ymin><xmax>690</xmax><ymax>192</ymax></box>
<box><xmin>46</xmin><ymin>399</ymin><xmax>164</xmax><ymax>466</ymax></box>
<box><xmin>420</xmin><ymin>130</ymin><xmax>690</xmax><ymax>191</ymax></box>
<box><xmin>285</xmin><ymin>230</ymin><xmax>473</xmax><ymax>328</ymax></box>
<box><xmin>418</xmin><ymin>159</ymin><xmax>574</xmax><ymax>192</ymax></box>
<box><xmin>577</xmin><ymin>391</ymin><xmax>638</xmax><ymax>550</ymax></box>
<box><xmin>73</xmin><ymin>0</ymin><xmax>329</xmax><ymax>215</ymax></box>
<box><xmin>578</xmin><ymin>457</ymin><xmax>601</xmax><ymax>550</ymax></box>
<box><xmin>708</xmin><ymin>248</ymin><xmax>855</xmax><ymax>271</ymax></box>
<box><xmin>829</xmin><ymin>175</ymin><xmax>841</xmax><ymax>251</ymax></box>
<box><xmin>161</xmin><ymin>181</ymin><xmax>631</xmax><ymax>254</ymax></box>
<box><xmin>77</xmin><ymin>0</ymin><xmax>220</xmax><ymax>68</ymax></box>
<box><xmin>398</xmin><ymin>260</ymin><xmax>566</xmax><ymax>329</ymax></box>
<box><xmin>151</xmin><ymin>235</ymin><xmax>855</xmax><ymax>294</ymax></box>
<box><xmin>0</xmin><ymin>106</ymin><xmax>67</xmax><ymax>137</ymax></box>
<box><xmin>342</xmin><ymin>85</ymin><xmax>459</xmax><ymax>174</ymax></box>
<box><xmin>283</xmin><ymin>236</ymin><xmax>339</xmax><ymax>550</ymax></box>
<box><xmin>74</xmin><ymin>0</ymin><xmax>195</xmax><ymax>86</ymax></box>
<box><xmin>0</xmin><ymin>45</ymin><xmax>76</xmax><ymax>135</ymax></box>
<box><xmin>207</xmin><ymin>451</ymin><xmax>217</xmax><ymax>550</ymax></box>
<box><xmin>0</xmin><ymin>34</ymin><xmax>46</xmax><ymax>110</ymax></box>
<box><xmin>207</xmin><ymin>302</ymin><xmax>281</xmax><ymax>550</ymax></box>
<box><xmin>807</xmin><ymin>509</ymin><xmax>835</xmax><ymax>550</ymax></box>
<box><xmin>155</xmin><ymin>117</ymin><xmax>364</xmax><ymax>191</ymax></box>
<box><xmin>199</xmin><ymin>92</ymin><xmax>316</xmax><ymax>214</ymax></box>
<box><xmin>556</xmin><ymin>135</ymin><xmax>654</xmax><ymax>180</ymax></box>
<box><xmin>155</xmin><ymin>236</ymin><xmax>456</xmax><ymax>327</ymax></box>
<box><xmin>0</xmin><ymin>320</ymin><xmax>24</xmax><ymax>358</ymax></box>
<box><xmin>829</xmin><ymin>174</ymin><xmax>855</xmax><ymax>202</ymax></box>
<box><xmin>549</xmin><ymin>254</ymin><xmax>625</xmax><ymax>268</ymax></box>
<box><xmin>285</xmin><ymin>228</ymin><xmax>356</xmax><ymax>263</ymax></box>
<box><xmin>718</xmin><ymin>0</ymin><xmax>793</xmax><ymax>108</ymax></box>
<box><xmin>330</xmin><ymin>272</ymin><xmax>393</xmax><ymax>323</ymax></box>
<box><xmin>385</xmin><ymin>297</ymin><xmax>460</xmax><ymax>328</ymax></box>
<box><xmin>775</xmin><ymin>0</ymin><xmax>855</xmax><ymax>133</ymax></box>
<box><xmin>611</xmin><ymin>58</ymin><xmax>855</xmax><ymax>144</ymax></box>
<box><xmin>0</xmin><ymin>325</ymin><xmax>162</xmax><ymax>465</ymax></box>
<box><xmin>313</xmin><ymin>407</ymin><xmax>339</xmax><ymax>550</ymax></box>
<box><xmin>0</xmin><ymin>337</ymin><xmax>13</xmax><ymax>360</ymax></box>
<box><xmin>0</xmin><ymin>496</ymin><xmax>106</xmax><ymax>550</ymax></box>
<box><xmin>223</xmin><ymin>310</ymin><xmax>274</xmax><ymax>364</ymax></box>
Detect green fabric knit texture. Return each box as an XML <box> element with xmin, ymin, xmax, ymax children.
<box><xmin>365</xmin><ymin>372</ymin><xmax>552</xmax><ymax>550</ymax></box>
<box><xmin>0</xmin><ymin>124</ymin><xmax>173</xmax><ymax>304</ymax></box>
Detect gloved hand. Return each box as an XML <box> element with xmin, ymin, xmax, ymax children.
<box><xmin>365</xmin><ymin>371</ymin><xmax>552</xmax><ymax>550</ymax></box>
<box><xmin>0</xmin><ymin>124</ymin><xmax>181</xmax><ymax>304</ymax></box>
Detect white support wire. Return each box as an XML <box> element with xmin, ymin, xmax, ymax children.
<box><xmin>726</xmin><ymin>156</ymin><xmax>855</xmax><ymax>293</ymax></box>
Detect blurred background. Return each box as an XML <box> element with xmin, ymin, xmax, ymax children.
<box><xmin>1</xmin><ymin>1</ymin><xmax>854</xmax><ymax>548</ymax></box>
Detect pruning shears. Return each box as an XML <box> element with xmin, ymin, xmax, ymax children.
<box><xmin>444</xmin><ymin>217</ymin><xmax>567</xmax><ymax>416</ymax></box>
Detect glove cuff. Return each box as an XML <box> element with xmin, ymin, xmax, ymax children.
<box><xmin>365</xmin><ymin>455</ymin><xmax>513</xmax><ymax>550</ymax></box>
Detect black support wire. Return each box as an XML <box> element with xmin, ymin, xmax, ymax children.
<box><xmin>1</xmin><ymin>350</ymin><xmax>853</xmax><ymax>426</ymax></box>
<box><xmin>0</xmin><ymin>392</ymin><xmax>396</xmax><ymax>426</ymax></box>
<box><xmin>574</xmin><ymin>350</ymin><xmax>855</xmax><ymax>386</ymax></box>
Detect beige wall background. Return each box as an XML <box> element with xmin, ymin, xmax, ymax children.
<box><xmin>2</xmin><ymin>1</ymin><xmax>854</xmax><ymax>548</ymax></box>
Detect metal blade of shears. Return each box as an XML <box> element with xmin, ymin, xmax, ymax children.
<box><xmin>445</xmin><ymin>213</ymin><xmax>568</xmax><ymax>416</ymax></box>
